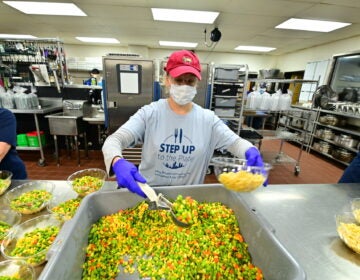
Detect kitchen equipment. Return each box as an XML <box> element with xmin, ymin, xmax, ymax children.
<box><xmin>103</xmin><ymin>56</ymin><xmax>155</xmax><ymax>134</ymax></box>
<box><xmin>259</xmin><ymin>69</ymin><xmax>280</xmax><ymax>79</ymax></box>
<box><xmin>40</xmin><ymin>185</ymin><xmax>306</xmax><ymax>280</ymax></box>
<box><xmin>137</xmin><ymin>182</ymin><xmax>191</xmax><ymax>228</ymax></box>
<box><xmin>338</xmin><ymin>134</ymin><xmax>358</xmax><ymax>148</ymax></box>
<box><xmin>313</xmin><ymin>85</ymin><xmax>338</xmax><ymax>110</ymax></box>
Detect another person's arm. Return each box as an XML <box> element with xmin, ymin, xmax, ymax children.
<box><xmin>0</xmin><ymin>141</ymin><xmax>11</xmax><ymax>162</ymax></box>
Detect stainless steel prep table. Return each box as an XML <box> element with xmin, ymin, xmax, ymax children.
<box><xmin>10</xmin><ymin>102</ymin><xmax>62</xmax><ymax>166</ymax></box>
<box><xmin>2</xmin><ymin>181</ymin><xmax>360</xmax><ymax>279</ymax></box>
<box><xmin>238</xmin><ymin>183</ymin><xmax>360</xmax><ymax>280</ymax></box>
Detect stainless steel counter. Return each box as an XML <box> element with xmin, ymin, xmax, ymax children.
<box><xmin>238</xmin><ymin>183</ymin><xmax>360</xmax><ymax>280</ymax></box>
<box><xmin>2</xmin><ymin>182</ymin><xmax>360</xmax><ymax>279</ymax></box>
<box><xmin>10</xmin><ymin>98</ymin><xmax>63</xmax><ymax>166</ymax></box>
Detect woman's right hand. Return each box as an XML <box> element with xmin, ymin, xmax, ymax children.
<box><xmin>112</xmin><ymin>158</ymin><xmax>147</xmax><ymax>197</ymax></box>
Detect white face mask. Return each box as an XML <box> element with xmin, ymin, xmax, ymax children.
<box><xmin>169</xmin><ymin>84</ymin><xmax>197</xmax><ymax>105</ymax></box>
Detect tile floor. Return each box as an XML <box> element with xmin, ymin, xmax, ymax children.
<box><xmin>19</xmin><ymin>139</ymin><xmax>346</xmax><ymax>185</ymax></box>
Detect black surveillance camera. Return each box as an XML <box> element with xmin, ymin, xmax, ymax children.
<box><xmin>210</xmin><ymin>28</ymin><xmax>222</xmax><ymax>42</ymax></box>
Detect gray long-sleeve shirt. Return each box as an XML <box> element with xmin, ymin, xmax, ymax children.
<box><xmin>102</xmin><ymin>99</ymin><xmax>253</xmax><ymax>186</ymax></box>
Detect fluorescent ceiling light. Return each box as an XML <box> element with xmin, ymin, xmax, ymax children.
<box><xmin>3</xmin><ymin>1</ymin><xmax>86</xmax><ymax>16</ymax></box>
<box><xmin>76</xmin><ymin>37</ymin><xmax>120</xmax><ymax>44</ymax></box>
<box><xmin>276</xmin><ymin>18</ymin><xmax>351</xmax><ymax>32</ymax></box>
<box><xmin>159</xmin><ymin>41</ymin><xmax>198</xmax><ymax>48</ymax></box>
<box><xmin>152</xmin><ymin>8</ymin><xmax>219</xmax><ymax>24</ymax></box>
<box><xmin>0</xmin><ymin>34</ymin><xmax>37</xmax><ymax>39</ymax></box>
<box><xmin>234</xmin><ymin>46</ymin><xmax>276</xmax><ymax>52</ymax></box>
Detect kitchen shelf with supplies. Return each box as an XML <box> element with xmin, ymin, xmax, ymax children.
<box><xmin>244</xmin><ymin>78</ymin><xmax>320</xmax><ymax>175</ymax></box>
<box><xmin>0</xmin><ymin>37</ymin><xmax>69</xmax><ymax>91</ymax></box>
<box><xmin>209</xmin><ymin>64</ymin><xmax>249</xmax><ymax>135</ymax></box>
<box><xmin>309</xmin><ymin>107</ymin><xmax>360</xmax><ymax>166</ymax></box>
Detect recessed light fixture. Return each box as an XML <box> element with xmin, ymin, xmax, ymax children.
<box><xmin>152</xmin><ymin>8</ymin><xmax>219</xmax><ymax>24</ymax></box>
<box><xmin>276</xmin><ymin>18</ymin><xmax>351</xmax><ymax>32</ymax></box>
<box><xmin>234</xmin><ymin>46</ymin><xmax>276</xmax><ymax>52</ymax></box>
<box><xmin>76</xmin><ymin>37</ymin><xmax>120</xmax><ymax>44</ymax></box>
<box><xmin>3</xmin><ymin>1</ymin><xmax>86</xmax><ymax>16</ymax></box>
<box><xmin>159</xmin><ymin>41</ymin><xmax>198</xmax><ymax>48</ymax></box>
<box><xmin>0</xmin><ymin>34</ymin><xmax>37</xmax><ymax>39</ymax></box>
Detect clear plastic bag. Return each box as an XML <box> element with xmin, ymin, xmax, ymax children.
<box><xmin>0</xmin><ymin>89</ymin><xmax>15</xmax><ymax>109</ymax></box>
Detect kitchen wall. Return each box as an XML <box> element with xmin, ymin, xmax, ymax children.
<box><xmin>64</xmin><ymin>34</ymin><xmax>360</xmax><ymax>76</ymax></box>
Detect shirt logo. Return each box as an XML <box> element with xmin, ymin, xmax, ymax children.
<box><xmin>158</xmin><ymin>128</ymin><xmax>196</xmax><ymax>169</ymax></box>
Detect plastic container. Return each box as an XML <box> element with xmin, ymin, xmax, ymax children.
<box><xmin>214</xmin><ymin>97</ymin><xmax>237</xmax><ymax>107</ymax></box>
<box><xmin>0</xmin><ymin>209</ymin><xmax>22</xmax><ymax>241</ymax></box>
<box><xmin>1</xmin><ymin>214</ymin><xmax>63</xmax><ymax>266</ymax></box>
<box><xmin>211</xmin><ymin>157</ymin><xmax>272</xmax><ymax>192</ymax></box>
<box><xmin>351</xmin><ymin>198</ymin><xmax>360</xmax><ymax>223</ymax></box>
<box><xmin>67</xmin><ymin>168</ymin><xmax>107</xmax><ymax>197</ymax></box>
<box><xmin>0</xmin><ymin>170</ymin><xmax>13</xmax><ymax>195</ymax></box>
<box><xmin>40</xmin><ymin>185</ymin><xmax>306</xmax><ymax>280</ymax></box>
<box><xmin>335</xmin><ymin>212</ymin><xmax>360</xmax><ymax>254</ymax></box>
<box><xmin>26</xmin><ymin>131</ymin><xmax>46</xmax><ymax>147</ymax></box>
<box><xmin>214</xmin><ymin>107</ymin><xmax>236</xmax><ymax>117</ymax></box>
<box><xmin>16</xmin><ymin>134</ymin><xmax>28</xmax><ymax>146</ymax></box>
<box><xmin>47</xmin><ymin>191</ymin><xmax>81</xmax><ymax>221</ymax></box>
<box><xmin>5</xmin><ymin>181</ymin><xmax>55</xmax><ymax>214</ymax></box>
<box><xmin>214</xmin><ymin>84</ymin><xmax>239</xmax><ymax>96</ymax></box>
<box><xmin>0</xmin><ymin>260</ymin><xmax>35</xmax><ymax>280</ymax></box>
<box><xmin>214</xmin><ymin>67</ymin><xmax>239</xmax><ymax>81</ymax></box>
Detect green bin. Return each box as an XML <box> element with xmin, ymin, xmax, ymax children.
<box><xmin>26</xmin><ymin>131</ymin><xmax>46</xmax><ymax>147</ymax></box>
<box><xmin>17</xmin><ymin>134</ymin><xmax>28</xmax><ymax>146</ymax></box>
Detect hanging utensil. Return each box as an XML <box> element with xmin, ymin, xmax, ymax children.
<box><xmin>137</xmin><ymin>182</ymin><xmax>191</xmax><ymax>228</ymax></box>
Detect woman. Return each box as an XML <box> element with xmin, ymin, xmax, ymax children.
<box><xmin>0</xmin><ymin>108</ymin><xmax>27</xmax><ymax>179</ymax></box>
<box><xmin>102</xmin><ymin>50</ymin><xmax>264</xmax><ymax>197</ymax></box>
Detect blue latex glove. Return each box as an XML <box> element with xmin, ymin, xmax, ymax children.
<box><xmin>113</xmin><ymin>158</ymin><xmax>147</xmax><ymax>197</ymax></box>
<box><xmin>245</xmin><ymin>147</ymin><xmax>268</xmax><ymax>186</ymax></box>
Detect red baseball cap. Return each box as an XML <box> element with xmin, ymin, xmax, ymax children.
<box><xmin>164</xmin><ymin>50</ymin><xmax>202</xmax><ymax>80</ymax></box>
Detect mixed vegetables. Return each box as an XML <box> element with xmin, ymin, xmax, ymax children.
<box><xmin>0</xmin><ymin>276</ymin><xmax>21</xmax><ymax>280</ymax></box>
<box><xmin>82</xmin><ymin>195</ymin><xmax>263</xmax><ymax>280</ymax></box>
<box><xmin>72</xmin><ymin>176</ymin><xmax>103</xmax><ymax>197</ymax></box>
<box><xmin>9</xmin><ymin>226</ymin><xmax>60</xmax><ymax>266</ymax></box>
<box><xmin>9</xmin><ymin>190</ymin><xmax>52</xmax><ymax>214</ymax></box>
<box><xmin>0</xmin><ymin>178</ymin><xmax>11</xmax><ymax>195</ymax></box>
<box><xmin>0</xmin><ymin>220</ymin><xmax>11</xmax><ymax>240</ymax></box>
<box><xmin>50</xmin><ymin>198</ymin><xmax>82</xmax><ymax>220</ymax></box>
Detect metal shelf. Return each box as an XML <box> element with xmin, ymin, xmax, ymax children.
<box><xmin>309</xmin><ymin>147</ymin><xmax>350</xmax><ymax>166</ymax></box>
<box><xmin>314</xmin><ymin>122</ymin><xmax>360</xmax><ymax>137</ymax></box>
<box><xmin>312</xmin><ymin>136</ymin><xmax>359</xmax><ymax>153</ymax></box>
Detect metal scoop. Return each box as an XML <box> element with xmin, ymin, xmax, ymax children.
<box><xmin>137</xmin><ymin>182</ymin><xmax>191</xmax><ymax>228</ymax></box>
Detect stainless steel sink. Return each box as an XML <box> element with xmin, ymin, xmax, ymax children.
<box><xmin>82</xmin><ymin>103</ymin><xmax>105</xmax><ymax>125</ymax></box>
<box><xmin>46</xmin><ymin>110</ymin><xmax>85</xmax><ymax>136</ymax></box>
